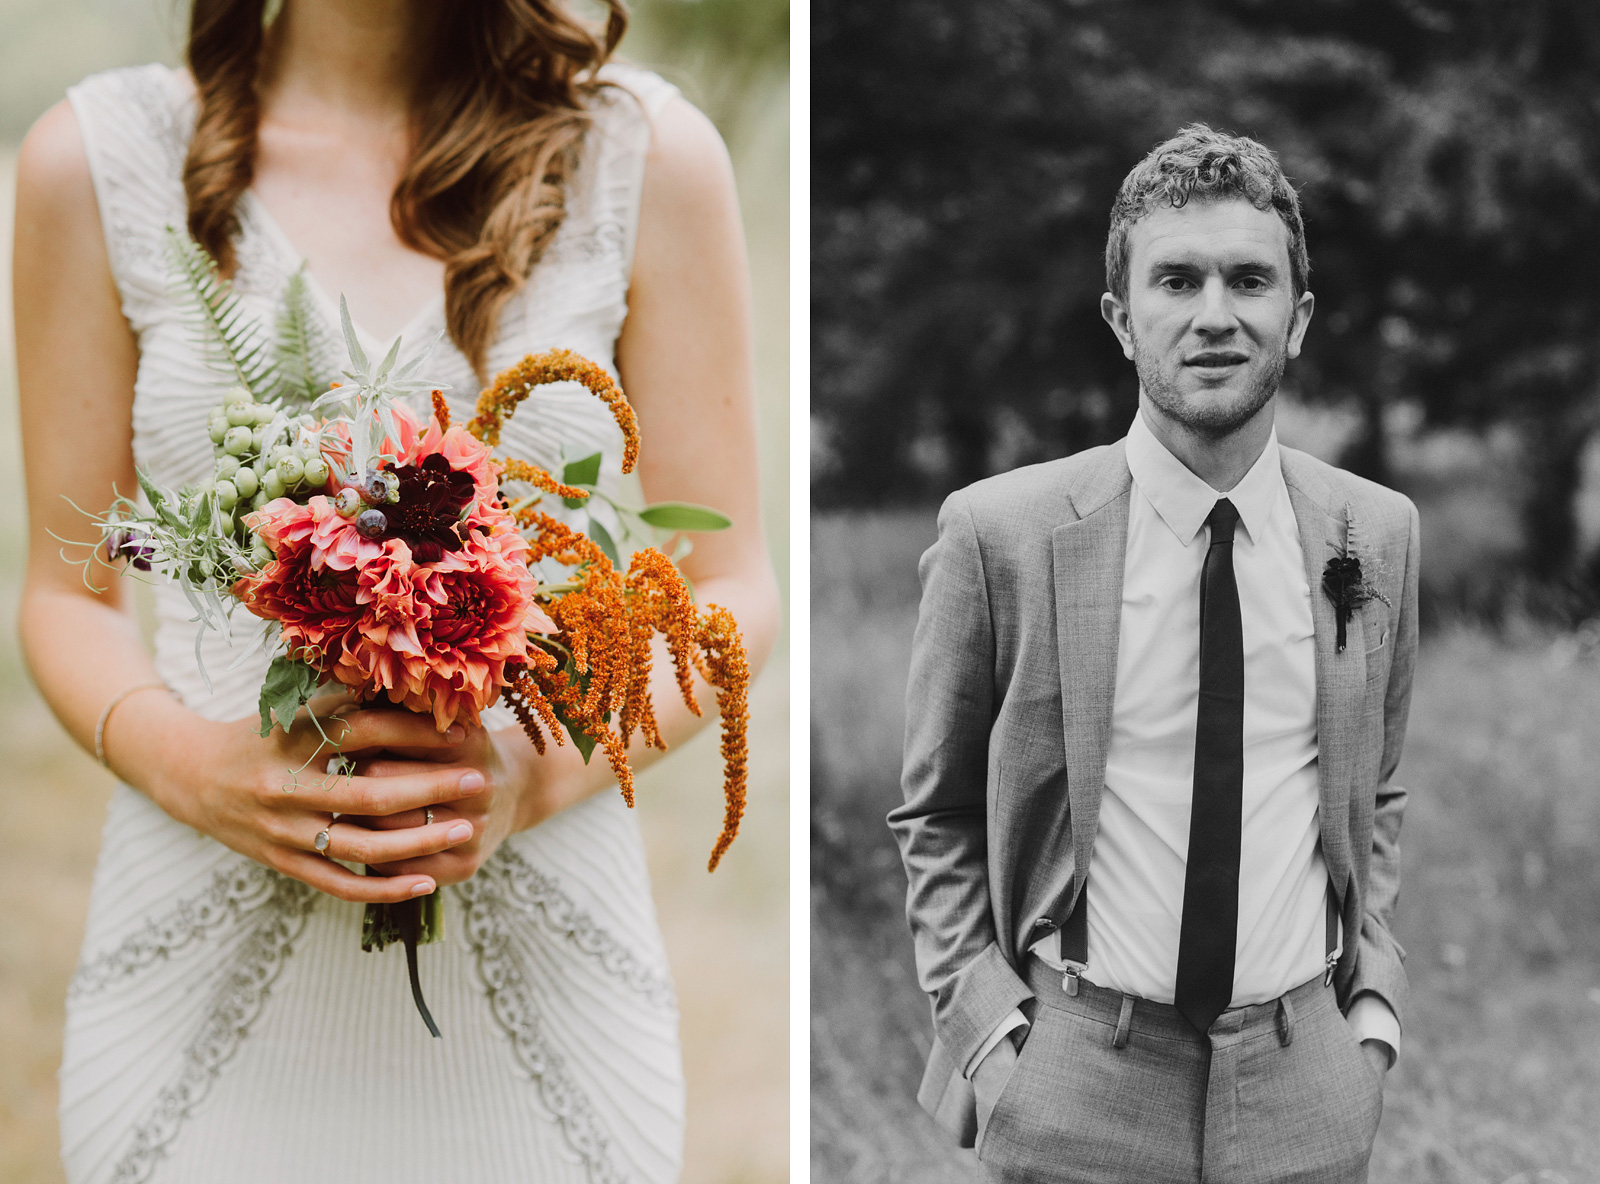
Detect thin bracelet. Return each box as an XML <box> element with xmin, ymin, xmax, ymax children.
<box><xmin>94</xmin><ymin>682</ymin><xmax>173</xmax><ymax>768</ymax></box>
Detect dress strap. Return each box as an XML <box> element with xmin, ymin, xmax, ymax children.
<box><xmin>590</xmin><ymin>63</ymin><xmax>684</xmax><ymax>279</ymax></box>
<box><xmin>65</xmin><ymin>65</ymin><xmax>193</xmax><ymax>337</ymax></box>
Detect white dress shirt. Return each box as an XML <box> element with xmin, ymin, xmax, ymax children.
<box><xmin>968</xmin><ymin>411</ymin><xmax>1400</xmax><ymax>1075</ymax></box>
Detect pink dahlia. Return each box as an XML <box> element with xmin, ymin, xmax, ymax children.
<box><xmin>237</xmin><ymin>406</ymin><xmax>556</xmax><ymax>731</ymax></box>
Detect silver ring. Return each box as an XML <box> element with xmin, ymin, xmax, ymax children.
<box><xmin>314</xmin><ymin>828</ymin><xmax>332</xmax><ymax>856</ymax></box>
<box><xmin>425</xmin><ymin>808</ymin><xmax>435</xmax><ymax>826</ymax></box>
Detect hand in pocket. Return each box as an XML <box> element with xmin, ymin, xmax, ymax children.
<box><xmin>973</xmin><ymin>1034</ymin><xmax>1020</xmax><ymax>1136</ymax></box>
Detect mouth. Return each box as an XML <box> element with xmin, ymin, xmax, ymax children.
<box><xmin>1184</xmin><ymin>352</ymin><xmax>1250</xmax><ymax>370</ymax></box>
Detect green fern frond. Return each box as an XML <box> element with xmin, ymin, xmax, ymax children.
<box><xmin>163</xmin><ymin>227</ymin><xmax>277</xmax><ymax>398</ymax></box>
<box><xmin>274</xmin><ymin>266</ymin><xmax>338</xmax><ymax>407</ymax></box>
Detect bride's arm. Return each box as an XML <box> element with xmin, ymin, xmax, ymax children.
<box><xmin>622</xmin><ymin>94</ymin><xmax>782</xmax><ymax>673</ymax></box>
<box><xmin>13</xmin><ymin>101</ymin><xmax>482</xmax><ymax>902</ymax></box>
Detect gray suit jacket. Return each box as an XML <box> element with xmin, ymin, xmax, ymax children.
<box><xmin>890</xmin><ymin>438</ymin><xmax>1420</xmax><ymax>1147</ymax></box>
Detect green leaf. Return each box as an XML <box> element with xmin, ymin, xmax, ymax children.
<box><xmin>637</xmin><ymin>502</ymin><xmax>733</xmax><ymax>532</ymax></box>
<box><xmin>566</xmin><ymin>724</ymin><xmax>598</xmax><ymax>764</ymax></box>
<box><xmin>135</xmin><ymin>468</ymin><xmax>164</xmax><ymax>510</ymax></box>
<box><xmin>274</xmin><ymin>267</ymin><xmax>337</xmax><ymax>406</ymax></box>
<box><xmin>256</xmin><ymin>655</ymin><xmax>324</xmax><ymax>737</ymax></box>
<box><xmin>135</xmin><ymin>468</ymin><xmax>185</xmax><ymax>530</ymax></box>
<box><xmin>587</xmin><ymin>516</ymin><xmax>621</xmax><ymax>568</ymax></box>
<box><xmin>338</xmin><ymin>295</ymin><xmax>369</xmax><ymax>374</ymax></box>
<box><xmin>375</xmin><ymin>332</ymin><xmax>402</xmax><ymax>380</ymax></box>
<box><xmin>562</xmin><ymin>452</ymin><xmax>603</xmax><ymax>487</ymax></box>
<box><xmin>164</xmin><ymin>228</ymin><xmax>277</xmax><ymax>397</ymax></box>
<box><xmin>547</xmin><ymin>666</ymin><xmax>602</xmax><ymax>763</ymax></box>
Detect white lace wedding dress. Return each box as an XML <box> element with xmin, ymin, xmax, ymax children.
<box><xmin>59</xmin><ymin>63</ymin><xmax>685</xmax><ymax>1184</ymax></box>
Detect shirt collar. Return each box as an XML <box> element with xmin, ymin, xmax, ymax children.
<box><xmin>1124</xmin><ymin>408</ymin><xmax>1283</xmax><ymax>546</ymax></box>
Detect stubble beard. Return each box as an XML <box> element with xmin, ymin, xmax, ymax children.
<box><xmin>1131</xmin><ymin>326</ymin><xmax>1289</xmax><ymax>441</ymax></box>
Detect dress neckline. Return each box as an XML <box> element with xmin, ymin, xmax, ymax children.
<box><xmin>154</xmin><ymin>65</ymin><xmax>446</xmax><ymax>355</ymax></box>
<box><xmin>241</xmin><ymin>188</ymin><xmax>447</xmax><ymax>356</ymax></box>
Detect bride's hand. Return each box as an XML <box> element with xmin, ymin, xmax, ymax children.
<box><xmin>167</xmin><ymin>702</ymin><xmax>489</xmax><ymax>904</ymax></box>
<box><xmin>343</xmin><ymin>723</ymin><xmax>596</xmax><ymax>885</ymax></box>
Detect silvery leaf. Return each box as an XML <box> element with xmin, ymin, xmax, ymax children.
<box><xmin>393</xmin><ymin>331</ymin><xmax>446</xmax><ymax>382</ymax></box>
<box><xmin>376</xmin><ymin>333</ymin><xmax>402</xmax><ymax>380</ymax></box>
<box><xmin>193</xmin><ymin>625</ymin><xmax>214</xmax><ymax>694</ymax></box>
<box><xmin>339</xmin><ymin>296</ymin><xmax>369</xmax><ymax>374</ymax></box>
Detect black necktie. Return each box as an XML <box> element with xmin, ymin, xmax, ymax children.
<box><xmin>1175</xmin><ymin>498</ymin><xmax>1244</xmax><ymax>1036</ymax></box>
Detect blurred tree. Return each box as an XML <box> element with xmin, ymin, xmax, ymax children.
<box><xmin>0</xmin><ymin>0</ymin><xmax>177</xmax><ymax>140</ymax></box>
<box><xmin>625</xmin><ymin>0</ymin><xmax>789</xmax><ymax>146</ymax></box>
<box><xmin>813</xmin><ymin>0</ymin><xmax>1600</xmax><ymax>579</ymax></box>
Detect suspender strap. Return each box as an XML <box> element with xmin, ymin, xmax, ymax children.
<box><xmin>1324</xmin><ymin>884</ymin><xmax>1340</xmax><ymax>985</ymax></box>
<box><xmin>1060</xmin><ymin>879</ymin><xmax>1089</xmax><ymax>966</ymax></box>
<box><xmin>1045</xmin><ymin>878</ymin><xmax>1090</xmax><ymax>995</ymax></box>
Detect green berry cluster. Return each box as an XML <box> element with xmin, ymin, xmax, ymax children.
<box><xmin>205</xmin><ymin>387</ymin><xmax>332</xmax><ymax>507</ymax></box>
<box><xmin>201</xmin><ymin>385</ymin><xmax>334</xmax><ymax>566</ymax></box>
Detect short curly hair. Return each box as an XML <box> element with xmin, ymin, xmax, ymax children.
<box><xmin>1105</xmin><ymin>123</ymin><xmax>1309</xmax><ymax>303</ymax></box>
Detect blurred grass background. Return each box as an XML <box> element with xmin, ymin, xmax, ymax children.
<box><xmin>811</xmin><ymin>490</ymin><xmax>1600</xmax><ymax>1184</ymax></box>
<box><xmin>0</xmin><ymin>2</ymin><xmax>789</xmax><ymax>1182</ymax></box>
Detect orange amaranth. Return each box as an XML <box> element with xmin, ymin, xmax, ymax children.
<box><xmin>467</xmin><ymin>350</ymin><xmax>640</xmax><ymax>474</ymax></box>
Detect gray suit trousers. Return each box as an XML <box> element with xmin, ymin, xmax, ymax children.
<box><xmin>978</xmin><ymin>966</ymin><xmax>1384</xmax><ymax>1184</ymax></box>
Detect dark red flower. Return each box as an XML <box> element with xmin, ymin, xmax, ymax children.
<box><xmin>381</xmin><ymin>454</ymin><xmax>476</xmax><ymax>563</ymax></box>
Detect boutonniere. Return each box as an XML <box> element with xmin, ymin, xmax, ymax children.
<box><xmin>1322</xmin><ymin>503</ymin><xmax>1391</xmax><ymax>653</ymax></box>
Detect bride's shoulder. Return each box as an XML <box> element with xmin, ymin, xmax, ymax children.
<box><xmin>592</xmin><ymin>62</ymin><xmax>728</xmax><ymax>175</ymax></box>
<box><xmin>16</xmin><ymin>99</ymin><xmax>92</xmax><ymax>210</ymax></box>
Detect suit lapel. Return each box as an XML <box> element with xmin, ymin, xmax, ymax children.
<box><xmin>1052</xmin><ymin>441</ymin><xmax>1132</xmax><ymax>893</ymax></box>
<box><xmin>1282</xmin><ymin>450</ymin><xmax>1364</xmax><ymax>902</ymax></box>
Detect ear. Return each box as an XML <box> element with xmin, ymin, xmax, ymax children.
<box><xmin>1101</xmin><ymin>292</ymin><xmax>1135</xmax><ymax>361</ymax></box>
<box><xmin>1286</xmin><ymin>289</ymin><xmax>1315</xmax><ymax>360</ymax></box>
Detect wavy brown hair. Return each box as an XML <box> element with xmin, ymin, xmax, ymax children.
<box><xmin>184</xmin><ymin>0</ymin><xmax>628</xmax><ymax>375</ymax></box>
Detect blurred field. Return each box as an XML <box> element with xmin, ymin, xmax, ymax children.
<box><xmin>811</xmin><ymin>508</ymin><xmax>1600</xmax><ymax>1184</ymax></box>
<box><xmin>0</xmin><ymin>35</ymin><xmax>790</xmax><ymax>1184</ymax></box>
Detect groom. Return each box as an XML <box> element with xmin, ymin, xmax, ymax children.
<box><xmin>891</xmin><ymin>124</ymin><xmax>1418</xmax><ymax>1183</ymax></box>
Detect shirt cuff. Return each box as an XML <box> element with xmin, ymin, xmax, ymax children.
<box><xmin>1346</xmin><ymin>992</ymin><xmax>1401</xmax><ymax>1068</ymax></box>
<box><xmin>964</xmin><ymin>1008</ymin><xmax>1029</xmax><ymax>1079</ymax></box>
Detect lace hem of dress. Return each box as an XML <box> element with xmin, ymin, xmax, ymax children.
<box><xmin>108</xmin><ymin>873</ymin><xmax>319</xmax><ymax>1184</ymax></box>
<box><xmin>70</xmin><ymin>862</ymin><xmax>281</xmax><ymax>997</ymax></box>
<box><xmin>474</xmin><ymin>844</ymin><xmax>677</xmax><ymax>1012</ymax></box>
<box><xmin>458</xmin><ymin>855</ymin><xmax>639</xmax><ymax>1184</ymax></box>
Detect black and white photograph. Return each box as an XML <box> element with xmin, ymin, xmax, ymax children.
<box><xmin>813</xmin><ymin>3</ymin><xmax>1600</xmax><ymax>1182</ymax></box>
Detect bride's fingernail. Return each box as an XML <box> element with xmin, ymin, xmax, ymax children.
<box><xmin>459</xmin><ymin>771</ymin><xmax>485</xmax><ymax>792</ymax></box>
<box><xmin>447</xmin><ymin>724</ymin><xmax>465</xmax><ymax>743</ymax></box>
<box><xmin>412</xmin><ymin>880</ymin><xmax>436</xmax><ymax>897</ymax></box>
<box><xmin>447</xmin><ymin>822</ymin><xmax>473</xmax><ymax>842</ymax></box>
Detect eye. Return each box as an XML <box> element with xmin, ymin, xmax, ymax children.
<box><xmin>1159</xmin><ymin>275</ymin><xmax>1193</xmax><ymax>292</ymax></box>
<box><xmin>1234</xmin><ymin>275</ymin><xmax>1268</xmax><ymax>291</ymax></box>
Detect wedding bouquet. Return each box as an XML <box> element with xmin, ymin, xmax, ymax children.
<box><xmin>93</xmin><ymin>231</ymin><xmax>750</xmax><ymax>1034</ymax></box>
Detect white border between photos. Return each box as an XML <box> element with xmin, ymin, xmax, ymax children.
<box><xmin>789</xmin><ymin>0</ymin><xmax>811</xmax><ymax>1178</ymax></box>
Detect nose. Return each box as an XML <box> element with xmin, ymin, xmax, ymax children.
<box><xmin>1192</xmin><ymin>276</ymin><xmax>1239</xmax><ymax>337</ymax></box>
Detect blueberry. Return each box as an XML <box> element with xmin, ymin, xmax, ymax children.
<box><xmin>356</xmin><ymin>508</ymin><xmax>388</xmax><ymax>539</ymax></box>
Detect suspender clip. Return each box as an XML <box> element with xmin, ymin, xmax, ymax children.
<box><xmin>1062</xmin><ymin>961</ymin><xmax>1086</xmax><ymax>997</ymax></box>
<box><xmin>1323</xmin><ymin>952</ymin><xmax>1337</xmax><ymax>987</ymax></box>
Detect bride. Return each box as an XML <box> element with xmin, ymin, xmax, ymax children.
<box><xmin>13</xmin><ymin>0</ymin><xmax>779</xmax><ymax>1180</ymax></box>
